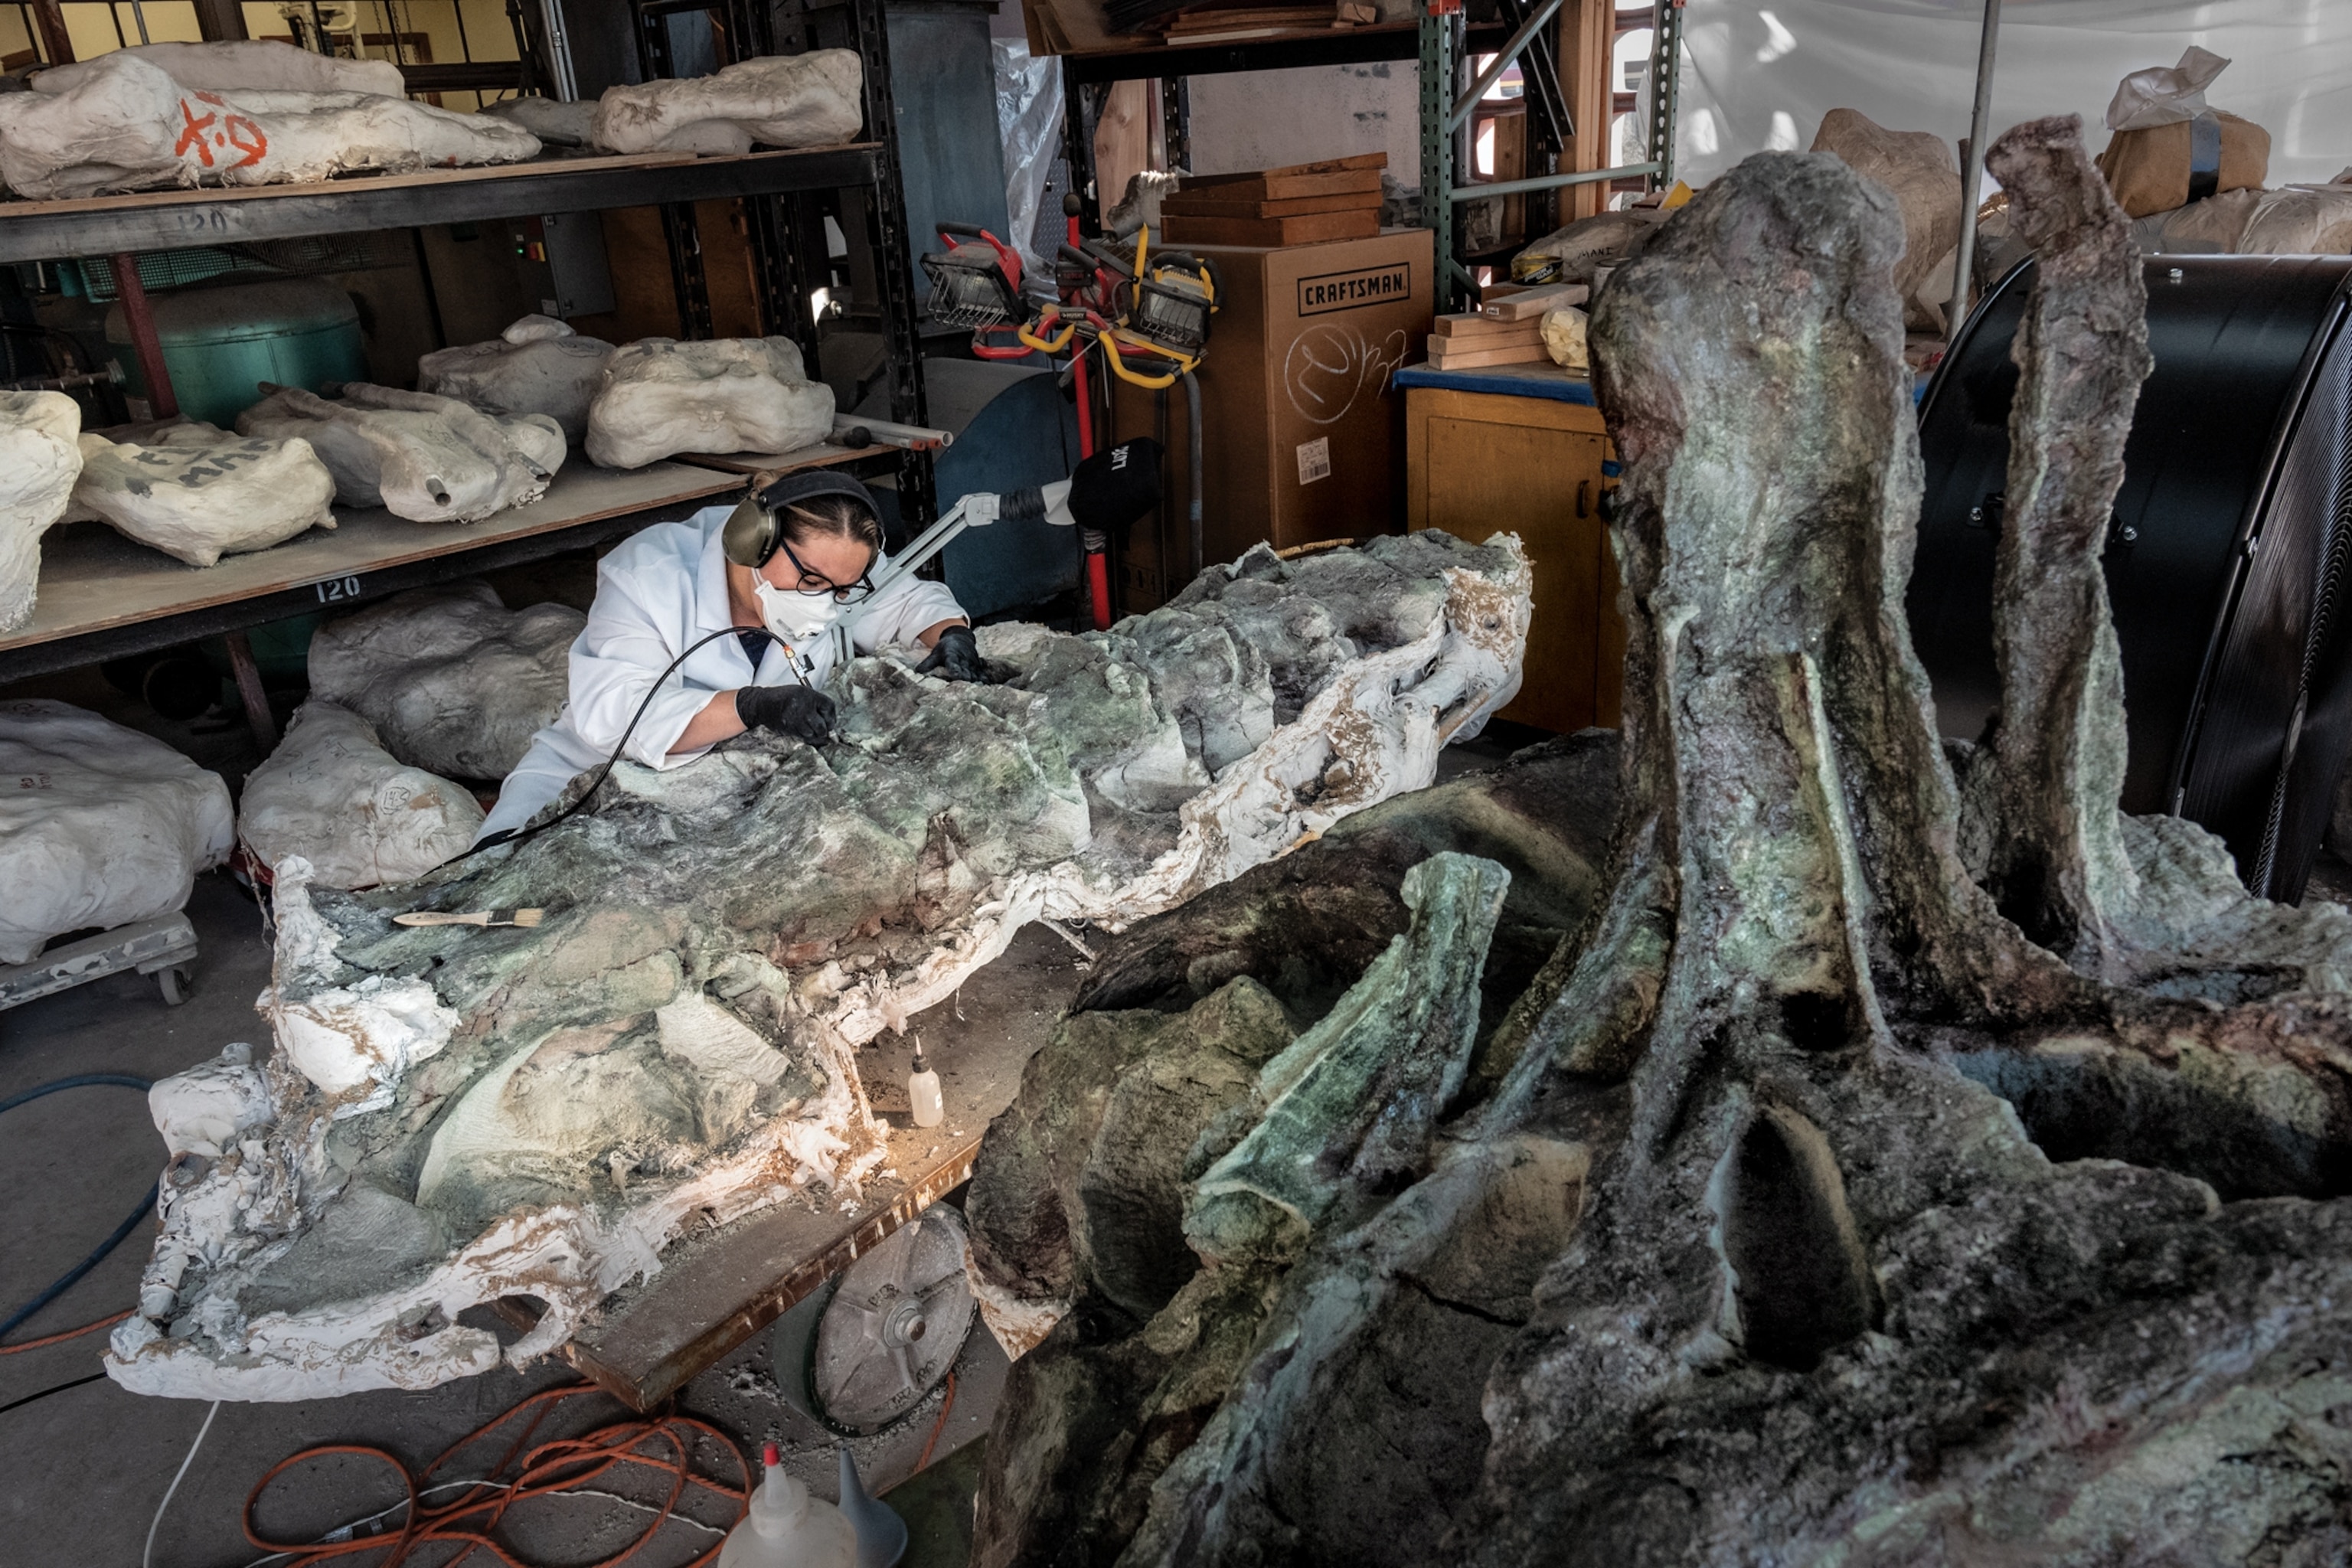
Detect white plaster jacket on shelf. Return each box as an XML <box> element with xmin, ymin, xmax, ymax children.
<box><xmin>589</xmin><ymin>51</ymin><xmax>864</xmax><ymax>155</ymax></box>
<box><xmin>477</xmin><ymin>506</ymin><xmax>963</xmax><ymax>841</ymax></box>
<box><xmin>237</xmin><ymin>384</ymin><xmax>565</xmax><ymax>524</ymax></box>
<box><xmin>67</xmin><ymin>425</ymin><xmax>337</xmax><ymax>568</ymax></box>
<box><xmin>583</xmin><ymin>338</ymin><xmax>835</xmax><ymax>469</ymax></box>
<box><xmin>418</xmin><ymin>316</ymin><xmax>616</xmax><ymax>446</ymax></box>
<box><xmin>0</xmin><ymin>390</ymin><xmax>81</xmax><ymax>635</ymax></box>
<box><xmin>0</xmin><ymin>53</ymin><xmax>540</xmax><ymax>199</ymax></box>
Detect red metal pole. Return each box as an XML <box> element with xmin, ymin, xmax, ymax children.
<box><xmin>1068</xmin><ymin>208</ymin><xmax>1113</xmax><ymax>628</ymax></box>
<box><xmin>113</xmin><ymin>255</ymin><xmax>179</xmax><ymax>422</ymax></box>
<box><xmin>27</xmin><ymin>0</ymin><xmax>74</xmax><ymax>64</ymax></box>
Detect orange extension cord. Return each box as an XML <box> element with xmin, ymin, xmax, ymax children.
<box><xmin>0</xmin><ymin>1308</ymin><xmax>131</xmax><ymax>1354</ymax></box>
<box><xmin>243</xmin><ymin>1383</ymin><xmax>751</xmax><ymax>1568</ymax></box>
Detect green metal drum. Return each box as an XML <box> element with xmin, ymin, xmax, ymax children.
<box><xmin>105</xmin><ymin>277</ymin><xmax>366</xmax><ymax>427</ymax></box>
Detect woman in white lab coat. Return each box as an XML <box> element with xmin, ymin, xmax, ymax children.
<box><xmin>476</xmin><ymin>471</ymin><xmax>983</xmax><ymax>843</ymax></box>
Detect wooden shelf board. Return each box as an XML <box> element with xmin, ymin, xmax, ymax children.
<box><xmin>0</xmin><ymin>461</ymin><xmax>741</xmax><ymax>658</ymax></box>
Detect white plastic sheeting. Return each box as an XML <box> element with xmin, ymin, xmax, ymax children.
<box><xmin>993</xmin><ymin>40</ymin><xmax>1064</xmax><ymax>295</ymax></box>
<box><xmin>1677</xmin><ymin>2</ymin><xmax>2352</xmax><ymax>190</ymax></box>
<box><xmin>0</xmin><ymin>700</ymin><xmax>234</xmax><ymax>965</ymax></box>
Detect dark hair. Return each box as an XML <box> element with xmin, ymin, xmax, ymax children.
<box><xmin>776</xmin><ymin>492</ymin><xmax>883</xmax><ymax>556</ymax></box>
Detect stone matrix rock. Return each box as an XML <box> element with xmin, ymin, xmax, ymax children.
<box><xmin>0</xmin><ymin>389</ymin><xmax>81</xmax><ymax>634</ymax></box>
<box><xmin>67</xmin><ymin>424</ymin><xmax>336</xmax><ymax>567</ymax></box>
<box><xmin>0</xmin><ymin>53</ymin><xmax>539</xmax><ymax>200</ymax></box>
<box><xmin>590</xmin><ymin>51</ymin><xmax>864</xmax><ymax>156</ymax></box>
<box><xmin>105</xmin><ymin>530</ymin><xmax>1530</xmax><ymax>1400</ymax></box>
<box><xmin>237</xmin><ymin>701</ymin><xmax>485</xmax><ymax>890</ymax></box>
<box><xmin>417</xmin><ymin>317</ymin><xmax>616</xmax><ymax>445</ymax></box>
<box><xmin>583</xmin><ymin>338</ymin><xmax>835</xmax><ymax>469</ymax></box>
<box><xmin>238</xmin><ymin>384</ymin><xmax>565</xmax><ymax>523</ymax></box>
<box><xmin>960</xmin><ymin>126</ymin><xmax>2352</xmax><ymax>1567</ymax></box>
<box><xmin>305</xmin><ymin>583</ymin><xmax>583</xmax><ymax>782</ymax></box>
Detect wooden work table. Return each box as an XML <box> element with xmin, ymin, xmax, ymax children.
<box><xmin>550</xmin><ymin>921</ymin><xmax>1088</xmax><ymax>1411</ymax></box>
<box><xmin>0</xmin><ymin>461</ymin><xmax>744</xmax><ymax>681</ymax></box>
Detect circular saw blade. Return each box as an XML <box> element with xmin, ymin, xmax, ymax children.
<box><xmin>812</xmin><ymin>1204</ymin><xmax>976</xmax><ymax>1434</ymax></box>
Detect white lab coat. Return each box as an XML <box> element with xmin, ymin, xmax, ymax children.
<box><xmin>477</xmin><ymin>505</ymin><xmax>965</xmax><ymax>841</ymax></box>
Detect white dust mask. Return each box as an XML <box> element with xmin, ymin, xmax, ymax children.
<box><xmin>753</xmin><ymin>578</ymin><xmax>844</xmax><ymax>642</ymax></box>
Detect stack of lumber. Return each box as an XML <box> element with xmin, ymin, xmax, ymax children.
<box><xmin>1160</xmin><ymin>153</ymin><xmax>1386</xmax><ymax>247</ymax></box>
<box><xmin>1424</xmin><ymin>283</ymin><xmax>1591</xmax><ymax>371</ymax></box>
<box><xmin>1426</xmin><ymin>312</ymin><xmax>1549</xmax><ymax>371</ymax></box>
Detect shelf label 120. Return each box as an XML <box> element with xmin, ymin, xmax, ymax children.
<box><xmin>311</xmin><ymin>574</ymin><xmax>364</xmax><ymax>605</ymax></box>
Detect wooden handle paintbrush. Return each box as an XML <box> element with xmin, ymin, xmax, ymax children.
<box><xmin>391</xmin><ymin>908</ymin><xmax>544</xmax><ymax>929</ymax></box>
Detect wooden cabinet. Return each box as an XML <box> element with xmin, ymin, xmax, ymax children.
<box><xmin>1404</xmin><ymin>381</ymin><xmax>1626</xmax><ymax>733</ymax></box>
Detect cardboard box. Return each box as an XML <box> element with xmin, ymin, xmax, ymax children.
<box><xmin>1111</xmin><ymin>227</ymin><xmax>1433</xmax><ymax>611</ymax></box>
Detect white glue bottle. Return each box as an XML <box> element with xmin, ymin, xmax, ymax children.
<box><xmin>717</xmin><ymin>1442</ymin><xmax>858</xmax><ymax>1567</ymax></box>
<box><xmin>908</xmin><ymin>1042</ymin><xmax>944</xmax><ymax>1129</ymax></box>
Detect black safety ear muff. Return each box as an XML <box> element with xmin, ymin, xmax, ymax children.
<box><xmin>721</xmin><ymin>495</ymin><xmax>778</xmax><ymax>568</ymax></box>
<box><xmin>722</xmin><ymin>470</ymin><xmax>886</xmax><ymax>568</ymax></box>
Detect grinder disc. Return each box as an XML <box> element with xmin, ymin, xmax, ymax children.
<box><xmin>811</xmin><ymin>1204</ymin><xmax>976</xmax><ymax>1433</ymax></box>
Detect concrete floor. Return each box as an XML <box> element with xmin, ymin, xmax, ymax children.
<box><xmin>0</xmin><ymin>864</ymin><xmax>1003</xmax><ymax>1568</ymax></box>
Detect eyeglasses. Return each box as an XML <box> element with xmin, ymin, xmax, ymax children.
<box><xmin>775</xmin><ymin>537</ymin><xmax>878</xmax><ymax>603</ymax></box>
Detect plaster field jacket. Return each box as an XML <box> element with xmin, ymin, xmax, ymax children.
<box><xmin>476</xmin><ymin>504</ymin><xmax>964</xmax><ymax>841</ymax></box>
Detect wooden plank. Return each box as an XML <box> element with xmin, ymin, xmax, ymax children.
<box><xmin>1163</xmin><ymin>6</ymin><xmax>1333</xmax><ymax>31</ymax></box>
<box><xmin>0</xmin><ymin>462</ymin><xmax>740</xmax><ymax>658</ymax></box>
<box><xmin>1210</xmin><ymin>151</ymin><xmax>1387</xmax><ymax>176</ymax></box>
<box><xmin>1158</xmin><ymin>189</ymin><xmax>1382</xmax><ymax>219</ymax></box>
<box><xmin>557</xmin><ymin>922</ymin><xmax>1087</xmax><ymax>1410</ymax></box>
<box><xmin>1160</xmin><ymin>208</ymin><xmax>1380</xmax><ymax>247</ymax></box>
<box><xmin>0</xmin><ymin>145</ymin><xmax>884</xmax><ymax>263</ymax></box>
<box><xmin>1481</xmin><ymin>283</ymin><xmax>1589</xmax><ymax>321</ymax></box>
<box><xmin>673</xmin><ymin>443</ymin><xmax>877</xmax><ymax>478</ymax></box>
<box><xmin>1178</xmin><ymin>153</ymin><xmax>1385</xmax><ymax>200</ymax></box>
<box><xmin>0</xmin><ymin>150</ymin><xmax>699</xmax><ymax>222</ymax></box>
<box><xmin>1426</xmin><ymin>340</ymin><xmax>1552</xmax><ymax>370</ymax></box>
<box><xmin>1560</xmin><ymin>0</ymin><xmax>1617</xmax><ymax>223</ymax></box>
<box><xmin>1093</xmin><ymin>79</ymin><xmax>1156</xmax><ymax>227</ymax></box>
<box><xmin>1431</xmin><ymin>311</ymin><xmax>1542</xmax><ymax>341</ymax></box>
<box><xmin>1176</xmin><ymin>166</ymin><xmax>1384</xmax><ymax>203</ymax></box>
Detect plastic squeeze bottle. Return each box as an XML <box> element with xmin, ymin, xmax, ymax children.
<box><xmin>908</xmin><ymin>1043</ymin><xmax>944</xmax><ymax>1129</ymax></box>
<box><xmin>717</xmin><ymin>1442</ymin><xmax>858</xmax><ymax>1567</ymax></box>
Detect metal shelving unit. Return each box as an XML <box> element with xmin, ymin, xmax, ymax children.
<box><xmin>0</xmin><ymin>146</ymin><xmax>885</xmax><ymax>260</ymax></box>
<box><xmin>1421</xmin><ymin>0</ymin><xmax>1681</xmax><ymax>310</ymax></box>
<box><xmin>0</xmin><ymin>0</ymin><xmax>937</xmax><ymax>678</ymax></box>
<box><xmin>1048</xmin><ymin>2</ymin><xmax>1680</xmax><ymax>314</ymax></box>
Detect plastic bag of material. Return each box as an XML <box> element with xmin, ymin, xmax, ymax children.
<box><xmin>2105</xmin><ymin>45</ymin><xmax>2231</xmax><ymax>132</ymax></box>
<box><xmin>2096</xmin><ymin>50</ymin><xmax>2269</xmax><ymax>219</ymax></box>
<box><xmin>238</xmin><ymin>701</ymin><xmax>483</xmax><ymax>889</ymax></box>
<box><xmin>994</xmin><ymin>39</ymin><xmax>1064</xmax><ymax>292</ymax></box>
<box><xmin>0</xmin><ymin>699</ymin><xmax>233</xmax><ymax>965</ymax></box>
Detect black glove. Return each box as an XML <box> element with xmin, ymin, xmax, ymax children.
<box><xmin>735</xmin><ymin>683</ymin><xmax>836</xmax><ymax>743</ymax></box>
<box><xmin>914</xmin><ymin>623</ymin><xmax>992</xmax><ymax>684</ymax></box>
